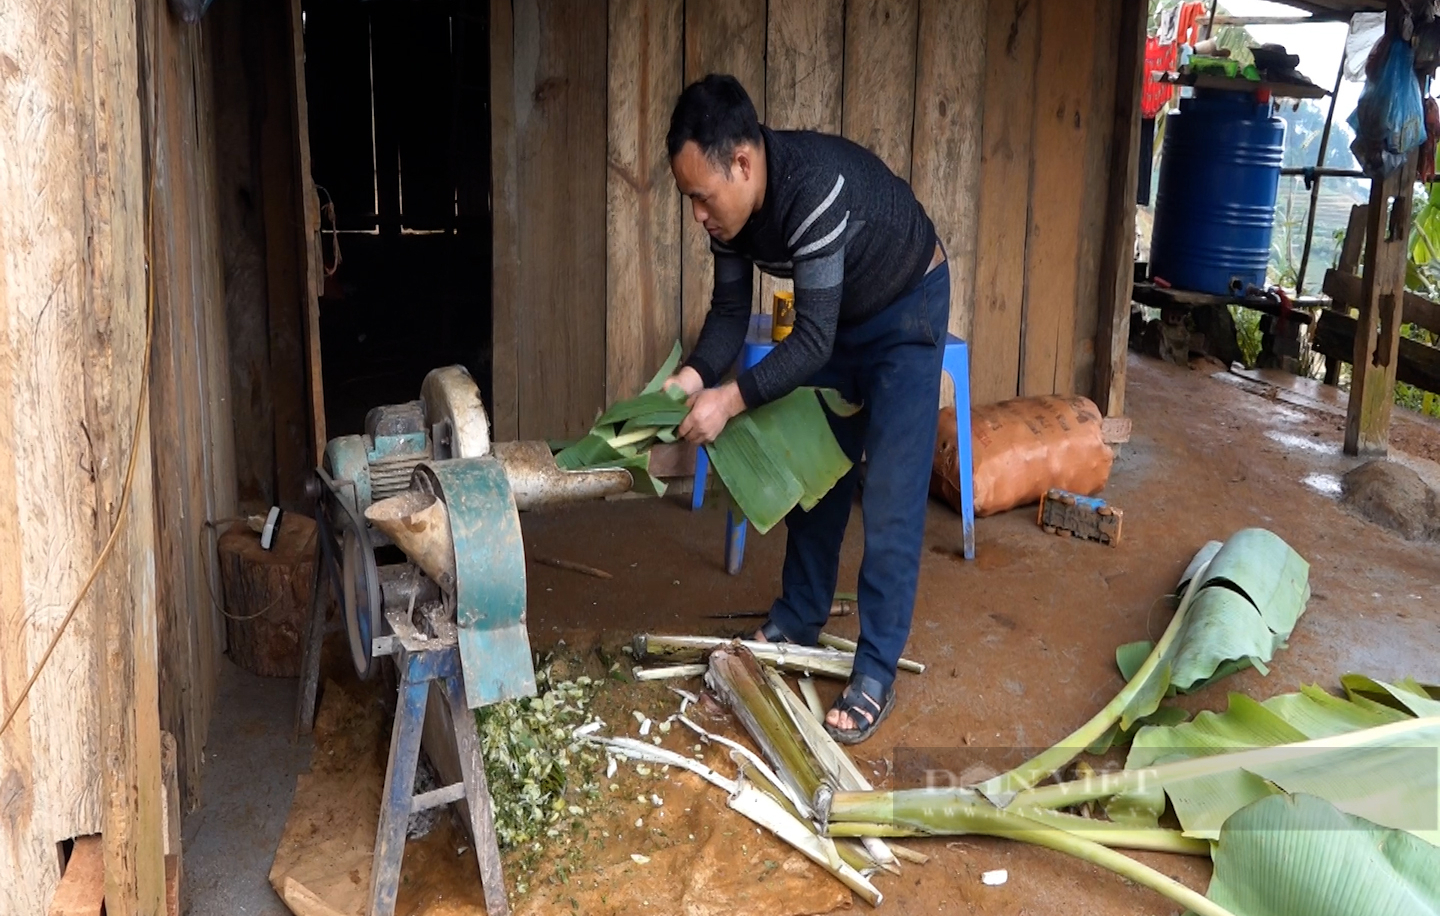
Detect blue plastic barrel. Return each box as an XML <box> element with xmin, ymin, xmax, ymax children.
<box><xmin>1149</xmin><ymin>91</ymin><xmax>1285</xmax><ymax>296</ymax></box>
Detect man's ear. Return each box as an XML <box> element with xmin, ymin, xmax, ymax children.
<box><xmin>733</xmin><ymin>147</ymin><xmax>751</xmax><ymax>182</ymax></box>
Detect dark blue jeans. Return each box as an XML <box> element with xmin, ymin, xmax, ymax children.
<box><xmin>768</xmin><ymin>260</ymin><xmax>950</xmax><ymax>691</ymax></box>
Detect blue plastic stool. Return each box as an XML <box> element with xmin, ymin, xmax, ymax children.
<box><xmin>693</xmin><ymin>316</ymin><xmax>976</xmax><ymax>574</ymax></box>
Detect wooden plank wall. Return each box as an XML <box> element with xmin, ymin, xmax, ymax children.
<box><xmin>1093</xmin><ymin>0</ymin><xmax>1147</xmax><ymax>417</ymax></box>
<box><xmin>138</xmin><ymin>0</ymin><xmax>239</xmax><ymax>814</ymax></box>
<box><xmin>212</xmin><ymin>0</ymin><xmax>322</xmax><ymax>510</ymax></box>
<box><xmin>492</xmin><ymin>0</ymin><xmax>1138</xmax><ymax>437</ymax></box>
<box><xmin>1</xmin><ymin>0</ymin><xmax>238</xmax><ymax>904</ymax></box>
<box><xmin>606</xmin><ymin>0</ymin><xmax>684</xmax><ymax>403</ymax></box>
<box><xmin>679</xmin><ymin>0</ymin><xmax>766</xmax><ymax>355</ymax></box>
<box><xmin>0</xmin><ymin>0</ymin><xmax>172</xmax><ymax>908</ymax></box>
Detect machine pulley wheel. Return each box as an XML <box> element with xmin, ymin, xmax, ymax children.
<box><xmin>421</xmin><ymin>366</ymin><xmax>491</xmax><ymax>460</ymax></box>
<box><xmin>341</xmin><ymin>526</ymin><xmax>384</xmax><ymax>681</ymax></box>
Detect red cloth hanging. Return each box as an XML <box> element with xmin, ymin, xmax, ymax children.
<box><xmin>1142</xmin><ymin>36</ymin><xmax>1177</xmax><ymax>118</ymax></box>
<box><xmin>1141</xmin><ymin>1</ymin><xmax>1212</xmax><ymax>120</ymax></box>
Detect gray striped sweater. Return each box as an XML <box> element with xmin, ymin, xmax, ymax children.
<box><xmin>683</xmin><ymin>125</ymin><xmax>938</xmax><ymax>406</ymax></box>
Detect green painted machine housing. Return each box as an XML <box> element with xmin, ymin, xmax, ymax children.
<box><xmin>323</xmin><ymin>429</ymin><xmax>433</xmax><ymax>517</ymax></box>
<box><xmin>418</xmin><ymin>458</ymin><xmax>536</xmax><ymax>709</ymax></box>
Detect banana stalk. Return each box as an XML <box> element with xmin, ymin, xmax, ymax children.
<box><xmin>731</xmin><ymin>752</ymin><xmax>883</xmax><ymax>876</ymax></box>
<box><xmin>816</xmin><ymin>633</ymin><xmax>925</xmax><ymax>673</ymax></box>
<box><xmin>823</xmin><ymin>788</ymin><xmax>1209</xmax><ymax>855</ymax></box>
<box><xmin>640</xmin><ymin>634</ymin><xmax>856</xmax><ymax>679</ymax></box>
<box><xmin>820</xmin><ymin>793</ymin><xmax>1233</xmax><ymax>916</ymax></box>
<box><xmin>761</xmin><ymin>666</ymin><xmax>901</xmax><ymax>874</ymax></box>
<box><xmin>979</xmin><ymin>556</ymin><xmax>1212</xmax><ymax>800</ymax></box>
<box><xmin>574</xmin><ymin>728</ymin><xmax>882</xmax><ymax>906</ymax></box>
<box><xmin>706</xmin><ymin>645</ymin><xmax>835</xmax><ymax>812</ymax></box>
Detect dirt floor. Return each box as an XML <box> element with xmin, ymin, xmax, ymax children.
<box><xmin>507</xmin><ymin>353</ymin><xmax>1440</xmax><ymax>915</ymax></box>
<box><xmin>196</xmin><ymin>352</ymin><xmax>1440</xmax><ymax>916</ymax></box>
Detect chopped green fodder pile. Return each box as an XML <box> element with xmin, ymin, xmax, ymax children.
<box><xmin>476</xmin><ymin>664</ymin><xmax>604</xmax><ymax>856</ymax></box>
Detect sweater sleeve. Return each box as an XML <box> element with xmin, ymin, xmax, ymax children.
<box><xmin>682</xmin><ymin>241</ymin><xmax>754</xmax><ymax>387</ymax></box>
<box><xmin>735</xmin><ymin>171</ymin><xmax>851</xmax><ymax>407</ymax></box>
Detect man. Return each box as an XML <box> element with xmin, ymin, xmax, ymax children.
<box><xmin>663</xmin><ymin>74</ymin><xmax>949</xmax><ymax>745</ymax></box>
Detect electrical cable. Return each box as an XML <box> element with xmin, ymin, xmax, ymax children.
<box><xmin>0</xmin><ymin>228</ymin><xmax>156</xmax><ymax>740</ymax></box>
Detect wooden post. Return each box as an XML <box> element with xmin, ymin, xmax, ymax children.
<box><xmin>511</xmin><ymin>0</ymin><xmax>608</xmax><ymax>440</ymax></box>
<box><xmin>760</xmin><ymin>0</ymin><xmax>844</xmax><ymax>313</ymax></box>
<box><xmin>287</xmin><ymin>0</ymin><xmax>327</xmax><ymax>467</ymax></box>
<box><xmin>0</xmin><ymin>0</ymin><xmax>165</xmax><ymax>911</ymax></box>
<box><xmin>490</xmin><ymin>0</ymin><xmax>521</xmax><ymax>442</ymax></box>
<box><xmin>1345</xmin><ymin>152</ymin><xmax>1419</xmax><ymax>456</ymax></box>
<box><xmin>1022</xmin><ymin>0</ymin><xmax>1097</xmax><ymax>397</ymax></box>
<box><xmin>841</xmin><ymin>0</ymin><xmax>919</xmax><ymax>181</ymax></box>
<box><xmin>97</xmin><ymin>0</ymin><xmax>169</xmax><ymax>904</ymax></box>
<box><xmin>1323</xmin><ymin>204</ymin><xmax>1369</xmax><ymax>385</ymax></box>
<box><xmin>1092</xmin><ymin>0</ymin><xmax>1146</xmax><ymax>417</ymax></box>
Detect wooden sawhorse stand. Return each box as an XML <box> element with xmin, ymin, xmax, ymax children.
<box><xmin>369</xmin><ymin>617</ymin><xmax>509</xmax><ymax>916</ymax></box>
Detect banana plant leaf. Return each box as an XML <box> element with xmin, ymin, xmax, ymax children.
<box><xmin>1200</xmin><ymin>793</ymin><xmax>1440</xmax><ymax>916</ymax></box>
<box><xmin>1112</xmin><ymin>528</ymin><xmax>1312</xmax><ymax>699</ymax></box>
<box><xmin>1013</xmin><ymin>678</ymin><xmax>1440</xmax><ymax>848</ymax></box>
<box><xmin>640</xmin><ymin>342</ymin><xmax>683</xmax><ymax>394</ymax></box>
<box><xmin>983</xmin><ymin>529</ymin><xmax>1311</xmax><ymax>799</ymax></box>
<box><xmin>554</xmin><ymin>342</ymin><xmax>858</xmax><ymax>519</ymax></box>
<box><xmin>705</xmin><ymin>387</ymin><xmax>860</xmax><ymax>534</ymax></box>
<box><xmin>552</xmin><ymin>344</ymin><xmax>686</xmax><ymax>492</ymax></box>
<box><xmin>596</xmin><ymin>388</ymin><xmax>688</xmax><ymax>429</ymax></box>
<box><xmin>1341</xmin><ymin>674</ymin><xmax>1440</xmax><ymax>717</ymax></box>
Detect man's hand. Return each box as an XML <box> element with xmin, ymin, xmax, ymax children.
<box><xmin>662</xmin><ymin>366</ymin><xmax>705</xmax><ymax>399</ymax></box>
<box><xmin>678</xmin><ymin>382</ymin><xmax>746</xmax><ymax>444</ymax></box>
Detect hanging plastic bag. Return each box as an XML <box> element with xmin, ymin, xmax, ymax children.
<box><xmin>1345</xmin><ymin>13</ymin><xmax>1386</xmax><ymax>82</ymax></box>
<box><xmin>1348</xmin><ymin>37</ymin><xmax>1427</xmax><ymax>178</ymax></box>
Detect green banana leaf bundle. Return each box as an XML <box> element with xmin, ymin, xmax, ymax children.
<box><xmin>554</xmin><ymin>342</ymin><xmax>859</xmax><ymax>530</ymax></box>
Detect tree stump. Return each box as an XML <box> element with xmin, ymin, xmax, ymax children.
<box><xmin>219</xmin><ymin>514</ymin><xmax>316</xmax><ymax>677</ymax></box>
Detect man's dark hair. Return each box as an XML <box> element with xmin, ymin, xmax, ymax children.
<box><xmin>666</xmin><ymin>74</ymin><xmax>762</xmax><ymax>168</ymax></box>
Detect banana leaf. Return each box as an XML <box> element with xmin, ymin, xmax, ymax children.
<box><xmin>1342</xmin><ymin>674</ymin><xmax>1440</xmax><ymax>717</ymax></box>
<box><xmin>552</xmin><ymin>433</ymin><xmax>666</xmax><ymax>496</ymax></box>
<box><xmin>706</xmin><ymin>387</ymin><xmax>860</xmax><ymax>533</ymax></box>
<box><xmin>640</xmin><ymin>342</ymin><xmax>683</xmax><ymax>394</ymax></box>
<box><xmin>1013</xmin><ymin>680</ymin><xmax>1440</xmax><ymax>848</ymax></box>
<box><xmin>596</xmin><ymin>388</ymin><xmax>688</xmax><ymax>429</ymax></box>
<box><xmin>982</xmin><ymin>529</ymin><xmax>1311</xmax><ymax>800</ymax></box>
<box><xmin>554</xmin><ymin>431</ymin><xmax>624</xmax><ymax>470</ymax></box>
<box><xmin>1200</xmin><ymin>793</ymin><xmax>1440</xmax><ymax>916</ymax></box>
<box><xmin>554</xmin><ymin>341</ymin><xmax>859</xmax><ymax>519</ymax></box>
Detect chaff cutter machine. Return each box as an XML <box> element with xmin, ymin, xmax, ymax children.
<box><xmin>295</xmin><ymin>365</ymin><xmax>631</xmax><ymax>916</ymax></box>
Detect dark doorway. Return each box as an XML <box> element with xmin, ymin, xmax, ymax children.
<box><xmin>302</xmin><ymin>0</ymin><xmax>492</xmax><ymax>437</ymax></box>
